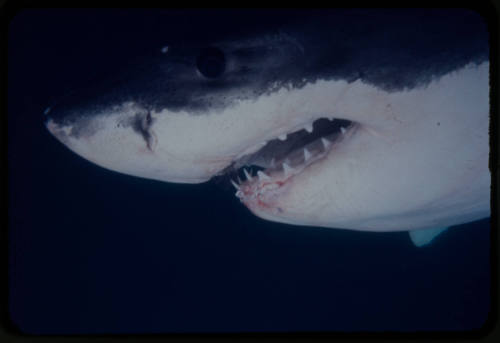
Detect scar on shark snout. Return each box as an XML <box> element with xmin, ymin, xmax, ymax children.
<box><xmin>131</xmin><ymin>111</ymin><xmax>158</xmax><ymax>151</ymax></box>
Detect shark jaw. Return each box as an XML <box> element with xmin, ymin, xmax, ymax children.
<box><xmin>231</xmin><ymin>118</ymin><xmax>358</xmax><ymax>214</ymax></box>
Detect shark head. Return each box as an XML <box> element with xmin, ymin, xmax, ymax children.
<box><xmin>45</xmin><ymin>9</ymin><xmax>490</xmax><ymax>234</ymax></box>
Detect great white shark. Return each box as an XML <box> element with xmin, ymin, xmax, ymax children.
<box><xmin>45</xmin><ymin>9</ymin><xmax>490</xmax><ymax>247</ymax></box>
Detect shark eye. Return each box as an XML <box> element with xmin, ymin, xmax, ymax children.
<box><xmin>196</xmin><ymin>46</ymin><xmax>226</xmax><ymax>79</ymax></box>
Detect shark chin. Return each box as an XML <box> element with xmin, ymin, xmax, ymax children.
<box><xmin>44</xmin><ymin>9</ymin><xmax>490</xmax><ymax>247</ymax></box>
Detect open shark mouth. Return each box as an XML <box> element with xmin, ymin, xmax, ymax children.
<box><xmin>223</xmin><ymin>117</ymin><xmax>356</xmax><ymax>209</ymax></box>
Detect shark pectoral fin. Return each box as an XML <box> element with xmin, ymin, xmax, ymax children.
<box><xmin>408</xmin><ymin>227</ymin><xmax>449</xmax><ymax>247</ymax></box>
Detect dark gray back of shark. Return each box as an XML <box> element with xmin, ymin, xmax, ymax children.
<box><xmin>46</xmin><ymin>9</ymin><xmax>488</xmax><ymax>126</ymax></box>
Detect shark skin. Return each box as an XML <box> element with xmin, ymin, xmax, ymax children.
<box><xmin>44</xmin><ymin>9</ymin><xmax>490</xmax><ymax>246</ymax></box>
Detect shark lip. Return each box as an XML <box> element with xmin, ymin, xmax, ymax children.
<box><xmin>228</xmin><ymin>117</ymin><xmax>356</xmax><ymax>208</ymax></box>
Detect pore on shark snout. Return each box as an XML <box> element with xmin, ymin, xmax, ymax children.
<box><xmin>45</xmin><ymin>9</ymin><xmax>490</xmax><ymax>247</ymax></box>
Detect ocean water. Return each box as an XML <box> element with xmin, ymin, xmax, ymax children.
<box><xmin>7</xmin><ymin>9</ymin><xmax>492</xmax><ymax>334</ymax></box>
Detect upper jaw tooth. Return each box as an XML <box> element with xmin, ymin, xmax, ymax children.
<box><xmin>304</xmin><ymin>123</ymin><xmax>313</xmax><ymax>133</ymax></box>
<box><xmin>340</xmin><ymin>127</ymin><xmax>346</xmax><ymax>134</ymax></box>
<box><xmin>278</xmin><ymin>134</ymin><xmax>287</xmax><ymax>141</ymax></box>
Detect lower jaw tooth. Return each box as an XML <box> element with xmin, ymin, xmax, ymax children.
<box><xmin>231</xmin><ymin>180</ymin><xmax>240</xmax><ymax>190</ymax></box>
<box><xmin>321</xmin><ymin>137</ymin><xmax>331</xmax><ymax>149</ymax></box>
<box><xmin>257</xmin><ymin>171</ymin><xmax>271</xmax><ymax>181</ymax></box>
<box><xmin>243</xmin><ymin>168</ymin><xmax>252</xmax><ymax>181</ymax></box>
<box><xmin>283</xmin><ymin>163</ymin><xmax>294</xmax><ymax>177</ymax></box>
<box><xmin>304</xmin><ymin>148</ymin><xmax>312</xmax><ymax>161</ymax></box>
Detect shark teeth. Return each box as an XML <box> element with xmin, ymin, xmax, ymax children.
<box><xmin>303</xmin><ymin>148</ymin><xmax>312</xmax><ymax>161</ymax></box>
<box><xmin>282</xmin><ymin>163</ymin><xmax>294</xmax><ymax>177</ymax></box>
<box><xmin>273</xmin><ymin>117</ymin><xmax>346</xmax><ymax>145</ymax></box>
<box><xmin>321</xmin><ymin>137</ymin><xmax>331</xmax><ymax>149</ymax></box>
<box><xmin>231</xmin><ymin>179</ymin><xmax>240</xmax><ymax>190</ymax></box>
<box><xmin>257</xmin><ymin>170</ymin><xmax>271</xmax><ymax>181</ymax></box>
<box><xmin>232</xmin><ymin>118</ymin><xmax>354</xmax><ymax>196</ymax></box>
<box><xmin>243</xmin><ymin>168</ymin><xmax>252</xmax><ymax>181</ymax></box>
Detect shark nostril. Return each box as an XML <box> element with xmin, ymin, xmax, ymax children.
<box><xmin>196</xmin><ymin>46</ymin><xmax>226</xmax><ymax>79</ymax></box>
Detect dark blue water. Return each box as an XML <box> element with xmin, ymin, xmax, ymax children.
<box><xmin>7</xmin><ymin>9</ymin><xmax>492</xmax><ymax>334</ymax></box>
